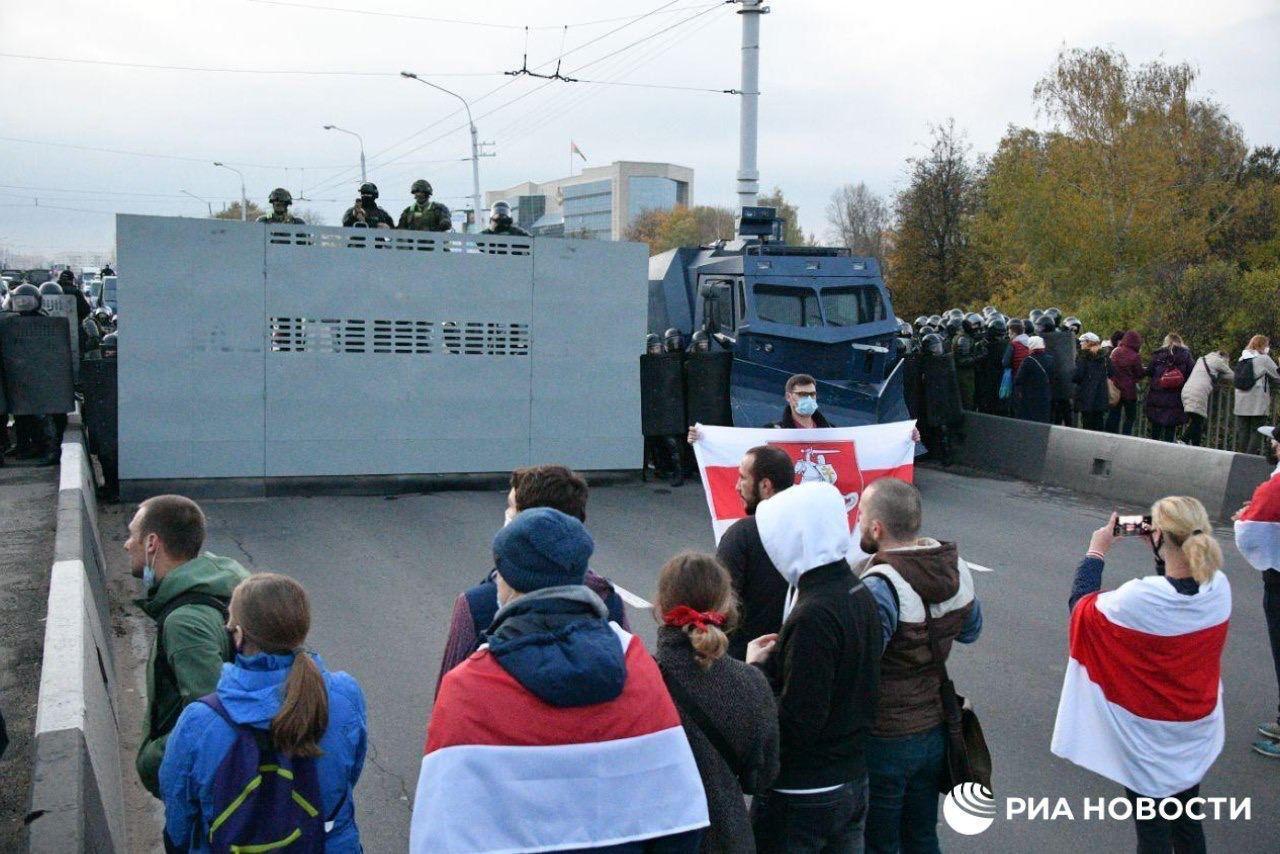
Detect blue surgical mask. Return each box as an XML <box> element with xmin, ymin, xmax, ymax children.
<box><xmin>142</xmin><ymin>558</ymin><xmax>156</xmax><ymax>593</ymax></box>
<box><xmin>795</xmin><ymin>397</ymin><xmax>819</xmax><ymax>417</ymax></box>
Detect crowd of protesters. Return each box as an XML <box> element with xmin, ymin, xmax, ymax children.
<box><xmin>124</xmin><ymin>386</ymin><xmax>1280</xmax><ymax>852</ymax></box>
<box><xmin>899</xmin><ymin>308</ymin><xmax>1278</xmax><ymax>446</ymax></box>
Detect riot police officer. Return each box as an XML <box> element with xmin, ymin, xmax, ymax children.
<box><xmin>258</xmin><ymin>188</ymin><xmax>305</xmax><ymax>224</ymax></box>
<box><xmin>919</xmin><ymin>332</ymin><xmax>964</xmax><ymax>464</ymax></box>
<box><xmin>51</xmin><ymin>275</ymin><xmax>91</xmax><ymax>325</ymax></box>
<box><xmin>952</xmin><ymin>312</ymin><xmax>987</xmax><ymax>410</ymax></box>
<box><xmin>2</xmin><ymin>284</ymin><xmax>65</xmax><ymax>464</ymax></box>
<box><xmin>398</xmin><ymin>179</ymin><xmax>452</xmax><ymax>231</ymax></box>
<box><xmin>343</xmin><ymin>182</ymin><xmax>395</xmax><ymax>228</ymax></box>
<box><xmin>657</xmin><ymin>328</ymin><xmax>688</xmax><ymax>486</ymax></box>
<box><xmin>481</xmin><ymin>200</ymin><xmax>531</xmax><ymax>237</ymax></box>
<box><xmin>976</xmin><ymin>315</ymin><xmax>1009</xmax><ymax>414</ymax></box>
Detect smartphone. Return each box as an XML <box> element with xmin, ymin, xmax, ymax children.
<box><xmin>1113</xmin><ymin>514</ymin><xmax>1152</xmax><ymax>537</ymax></box>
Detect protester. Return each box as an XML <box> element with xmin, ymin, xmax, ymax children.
<box><xmin>716</xmin><ymin>445</ymin><xmax>796</xmax><ymax>660</ymax></box>
<box><xmin>1181</xmin><ymin>350</ymin><xmax>1231</xmax><ymax>447</ymax></box>
<box><xmin>159</xmin><ymin>574</ymin><xmax>367</xmax><ymax>852</ymax></box>
<box><xmin>1004</xmin><ymin>319</ymin><xmax>1030</xmax><ymax>377</ymax></box>
<box><xmin>654</xmin><ymin>551</ymin><xmax>780</xmax><ymax>854</ymax></box>
<box><xmin>412</xmin><ymin>508</ymin><xmax>708</xmax><ymax>852</ymax></box>
<box><xmin>1234</xmin><ymin>335</ymin><xmax>1280</xmax><ymax>455</ymax></box>
<box><xmin>1072</xmin><ymin>333</ymin><xmax>1111</xmax><ymax>431</ymax></box>
<box><xmin>1053</xmin><ymin>500</ymin><xmax>1230</xmax><ymax>854</ymax></box>
<box><xmin>1014</xmin><ymin>336</ymin><xmax>1054</xmax><ymax>423</ymax></box>
<box><xmin>767</xmin><ymin>373</ymin><xmax>834</xmax><ymax>428</ymax></box>
<box><xmin>855</xmin><ymin>478</ymin><xmax>982</xmax><ymax>853</ymax></box>
<box><xmin>436</xmin><ymin>465</ymin><xmax>629</xmax><ymax>687</ymax></box>
<box><xmin>1232</xmin><ymin>424</ymin><xmax>1280</xmax><ymax>758</ymax></box>
<box><xmin>1145</xmin><ymin>333</ymin><xmax>1194</xmax><ymax>442</ymax></box>
<box><xmin>1106</xmin><ymin>331</ymin><xmax>1145</xmax><ymax>435</ymax></box>
<box><xmin>128</xmin><ymin>495</ymin><xmax>250</xmax><ymax>797</ymax></box>
<box><xmin>747</xmin><ymin>482</ymin><xmax>882</xmax><ymax>854</ymax></box>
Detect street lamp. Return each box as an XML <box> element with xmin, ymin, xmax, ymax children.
<box><xmin>212</xmin><ymin>162</ymin><xmax>248</xmax><ymax>221</ymax></box>
<box><xmin>179</xmin><ymin>189</ymin><xmax>214</xmax><ymax>217</ymax></box>
<box><xmin>401</xmin><ymin>71</ymin><xmax>483</xmax><ymax>233</ymax></box>
<box><xmin>323</xmin><ymin>125</ymin><xmax>367</xmax><ymax>184</ymax></box>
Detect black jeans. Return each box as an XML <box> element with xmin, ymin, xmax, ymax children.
<box><xmin>1122</xmin><ymin>785</ymin><xmax>1206</xmax><ymax>854</ymax></box>
<box><xmin>1052</xmin><ymin>398</ymin><xmax>1074</xmax><ymax>427</ymax></box>
<box><xmin>1265</xmin><ymin>570</ymin><xmax>1280</xmax><ymax>726</ymax></box>
<box><xmin>1184</xmin><ymin>413</ymin><xmax>1206</xmax><ymax>447</ymax></box>
<box><xmin>1150</xmin><ymin>423</ymin><xmax>1178</xmax><ymax>443</ymax></box>
<box><xmin>752</xmin><ymin>778</ymin><xmax>869</xmax><ymax>854</ymax></box>
<box><xmin>1106</xmin><ymin>400</ymin><xmax>1137</xmax><ymax>435</ymax></box>
<box><xmin>1080</xmin><ymin>410</ymin><xmax>1106</xmax><ymax>431</ymax></box>
<box><xmin>1237</xmin><ymin>415</ymin><xmax>1267</xmax><ymax>454</ymax></box>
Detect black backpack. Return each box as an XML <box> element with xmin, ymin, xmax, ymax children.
<box><xmin>1234</xmin><ymin>357</ymin><xmax>1258</xmax><ymax>392</ymax></box>
<box><xmin>149</xmin><ymin>592</ymin><xmax>231</xmax><ymax>739</ymax></box>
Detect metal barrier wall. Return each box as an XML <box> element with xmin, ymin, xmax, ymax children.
<box><xmin>1127</xmin><ymin>383</ymin><xmax>1280</xmax><ymax>451</ymax></box>
<box><xmin>116</xmin><ymin>216</ymin><xmax>647</xmax><ymax>486</ymax></box>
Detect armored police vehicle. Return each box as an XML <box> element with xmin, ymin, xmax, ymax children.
<box><xmin>646</xmin><ymin>207</ymin><xmax>907</xmax><ymax>428</ymax></box>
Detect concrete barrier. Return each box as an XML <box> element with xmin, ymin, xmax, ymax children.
<box><xmin>953</xmin><ymin>412</ymin><xmax>1274</xmax><ymax>522</ymax></box>
<box><xmin>27</xmin><ymin>418</ymin><xmax>127</xmax><ymax>853</ymax></box>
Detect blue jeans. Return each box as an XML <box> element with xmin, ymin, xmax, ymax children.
<box><xmin>752</xmin><ymin>777</ymin><xmax>869</xmax><ymax>854</ymax></box>
<box><xmin>865</xmin><ymin>726</ymin><xmax>945</xmax><ymax>854</ymax></box>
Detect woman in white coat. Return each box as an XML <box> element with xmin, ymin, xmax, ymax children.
<box><xmin>1181</xmin><ymin>350</ymin><xmax>1231</xmax><ymax>446</ymax></box>
<box><xmin>1235</xmin><ymin>335</ymin><xmax>1280</xmax><ymax>455</ymax></box>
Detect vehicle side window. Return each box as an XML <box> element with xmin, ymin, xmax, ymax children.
<box><xmin>822</xmin><ymin>286</ymin><xmax>886</xmax><ymax>327</ymax></box>
<box><xmin>754</xmin><ymin>285</ymin><xmax>820</xmax><ymax>327</ymax></box>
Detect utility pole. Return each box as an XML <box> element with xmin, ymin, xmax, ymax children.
<box><xmin>401</xmin><ymin>72</ymin><xmax>488</xmax><ymax>233</ymax></box>
<box><xmin>736</xmin><ymin>0</ymin><xmax>768</xmax><ymax>213</ymax></box>
<box><xmin>180</xmin><ymin>189</ymin><xmax>214</xmax><ymax>217</ymax></box>
<box><xmin>323</xmin><ymin>125</ymin><xmax>367</xmax><ymax>184</ymax></box>
<box><xmin>213</xmin><ymin>162</ymin><xmax>247</xmax><ymax>221</ymax></box>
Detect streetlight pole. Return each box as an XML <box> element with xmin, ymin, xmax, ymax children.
<box><xmin>213</xmin><ymin>162</ymin><xmax>247</xmax><ymax>221</ymax></box>
<box><xmin>179</xmin><ymin>189</ymin><xmax>214</xmax><ymax>217</ymax></box>
<box><xmin>736</xmin><ymin>0</ymin><xmax>768</xmax><ymax>213</ymax></box>
<box><xmin>401</xmin><ymin>71</ymin><xmax>483</xmax><ymax>233</ymax></box>
<box><xmin>323</xmin><ymin>125</ymin><xmax>367</xmax><ymax>184</ymax></box>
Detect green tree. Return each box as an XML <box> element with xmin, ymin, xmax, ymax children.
<box><xmin>757</xmin><ymin>187</ymin><xmax>806</xmax><ymax>245</ymax></box>
<box><xmin>623</xmin><ymin>205</ymin><xmax>738</xmax><ymax>255</ymax></box>
<box><xmin>214</xmin><ymin>200</ymin><xmax>264</xmax><ymax>220</ymax></box>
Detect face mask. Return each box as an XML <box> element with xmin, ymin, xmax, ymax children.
<box><xmin>141</xmin><ymin>557</ymin><xmax>156</xmax><ymax>593</ymax></box>
<box><xmin>1265</xmin><ymin>442</ymin><xmax>1279</xmax><ymax>466</ymax></box>
<box><xmin>503</xmin><ymin>507</ymin><xmax>517</xmax><ymax>527</ymax></box>
<box><xmin>1149</xmin><ymin>532</ymin><xmax>1167</xmax><ymax>576</ymax></box>
<box><xmin>795</xmin><ymin>397</ymin><xmax>818</xmax><ymax>417</ymax></box>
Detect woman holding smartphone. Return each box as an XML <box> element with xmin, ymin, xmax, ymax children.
<box><xmin>1051</xmin><ymin>498</ymin><xmax>1231</xmax><ymax>854</ymax></box>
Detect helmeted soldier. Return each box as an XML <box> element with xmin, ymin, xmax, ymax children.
<box><xmin>2</xmin><ymin>284</ymin><xmax>65</xmax><ymax>465</ymax></box>
<box><xmin>54</xmin><ymin>272</ymin><xmax>90</xmax><ymax>324</ymax></box>
<box><xmin>688</xmin><ymin>329</ymin><xmax>711</xmax><ymax>353</ymax></box>
<box><xmin>951</xmin><ymin>312</ymin><xmax>987</xmax><ymax>410</ymax></box>
<box><xmin>918</xmin><ymin>332</ymin><xmax>964</xmax><ymax>464</ymax></box>
<box><xmin>343</xmin><ymin>182</ymin><xmax>395</xmax><ymax>229</ymax></box>
<box><xmin>397</xmin><ymin>179</ymin><xmax>451</xmax><ymax>231</ymax></box>
<box><xmin>975</xmin><ymin>315</ymin><xmax>1009</xmax><ymax>414</ymax></box>
<box><xmin>258</xmin><ymin>188</ymin><xmax>305</xmax><ymax>224</ymax></box>
<box><xmin>644</xmin><ymin>333</ymin><xmax>663</xmax><ymax>355</ymax></box>
<box><xmin>481</xmin><ymin>200</ymin><xmax>531</xmax><ymax>237</ymax></box>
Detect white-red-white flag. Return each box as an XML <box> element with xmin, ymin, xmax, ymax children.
<box><xmin>571</xmin><ymin>141</ymin><xmax>587</xmax><ymax>162</ymax></box>
<box><xmin>1234</xmin><ymin>469</ymin><xmax>1280</xmax><ymax>571</ymax></box>
<box><xmin>691</xmin><ymin>422</ymin><xmax>917</xmax><ymax>545</ymax></box>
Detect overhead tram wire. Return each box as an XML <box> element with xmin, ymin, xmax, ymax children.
<box><xmin>0</xmin><ymin>135</ymin><xmax>349</xmax><ymax>172</ymax></box>
<box><xmin>248</xmin><ymin>0</ymin><xmax>720</xmax><ymax>31</ymax></box>
<box><xmin>0</xmin><ymin>52</ymin><xmax>496</xmax><ymax>77</ymax></box>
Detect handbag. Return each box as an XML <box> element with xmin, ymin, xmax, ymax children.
<box><xmin>1156</xmin><ymin>366</ymin><xmax>1186</xmax><ymax>390</ymax></box>
<box><xmin>924</xmin><ymin>608</ymin><xmax>992</xmax><ymax>794</ymax></box>
<box><xmin>1106</xmin><ymin>378</ymin><xmax>1121</xmax><ymax>407</ymax></box>
<box><xmin>997</xmin><ymin>368</ymin><xmax>1013</xmax><ymax>400</ymax></box>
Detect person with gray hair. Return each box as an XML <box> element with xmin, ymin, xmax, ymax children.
<box><xmin>855</xmin><ymin>477</ymin><xmax>983</xmax><ymax>853</ymax></box>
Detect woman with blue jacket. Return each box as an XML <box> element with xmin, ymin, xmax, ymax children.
<box><xmin>160</xmin><ymin>573</ymin><xmax>367</xmax><ymax>852</ymax></box>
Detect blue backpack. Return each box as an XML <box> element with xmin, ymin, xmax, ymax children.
<box><xmin>194</xmin><ymin>694</ymin><xmax>326</xmax><ymax>853</ymax></box>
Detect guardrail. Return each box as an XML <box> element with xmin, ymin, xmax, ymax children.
<box><xmin>26</xmin><ymin>416</ymin><xmax>127</xmax><ymax>853</ymax></box>
<box><xmin>1122</xmin><ymin>383</ymin><xmax>1278</xmax><ymax>451</ymax></box>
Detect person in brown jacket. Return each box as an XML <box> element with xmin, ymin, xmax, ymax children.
<box><xmin>856</xmin><ymin>477</ymin><xmax>983</xmax><ymax>854</ymax></box>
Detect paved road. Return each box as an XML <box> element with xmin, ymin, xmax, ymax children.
<box><xmin>122</xmin><ymin>466</ymin><xmax>1278</xmax><ymax>853</ymax></box>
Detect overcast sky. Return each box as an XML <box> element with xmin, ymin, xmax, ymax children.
<box><xmin>2</xmin><ymin>0</ymin><xmax>1277</xmax><ymax>259</ymax></box>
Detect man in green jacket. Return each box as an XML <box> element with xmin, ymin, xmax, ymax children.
<box><xmin>125</xmin><ymin>494</ymin><xmax>250</xmax><ymax>797</ymax></box>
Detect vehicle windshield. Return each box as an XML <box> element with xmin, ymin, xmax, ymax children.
<box><xmin>822</xmin><ymin>286</ymin><xmax>886</xmax><ymax>327</ymax></box>
<box><xmin>753</xmin><ymin>284</ymin><xmax>821</xmax><ymax>327</ymax></box>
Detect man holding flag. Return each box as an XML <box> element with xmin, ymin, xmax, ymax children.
<box><xmin>1233</xmin><ymin>422</ymin><xmax>1280</xmax><ymax>758</ymax></box>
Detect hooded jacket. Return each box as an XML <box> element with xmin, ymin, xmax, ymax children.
<box><xmin>1014</xmin><ymin>349</ymin><xmax>1054</xmax><ymax>423</ymax></box>
<box><xmin>1144</xmin><ymin>345</ymin><xmax>1195</xmax><ymax>427</ymax></box>
<box><xmin>1181</xmin><ymin>351</ymin><xmax>1231</xmax><ymax>419</ymax></box>
<box><xmin>1109</xmin><ymin>332</ymin><xmax>1146</xmax><ymax>402</ymax></box>
<box><xmin>158</xmin><ymin>653</ymin><xmax>368</xmax><ymax>852</ymax></box>
<box><xmin>1234</xmin><ymin>348</ymin><xmax>1280</xmax><ymax>417</ymax></box>
<box><xmin>412</xmin><ymin>585</ymin><xmax>708</xmax><ymax>853</ymax></box>
<box><xmin>137</xmin><ymin>553</ymin><xmax>250</xmax><ymax>796</ymax></box>
<box><xmin>754</xmin><ymin>483</ymin><xmax>882</xmax><ymax>789</ymax></box>
<box><xmin>1072</xmin><ymin>347</ymin><xmax>1111</xmax><ymax>413</ymax></box>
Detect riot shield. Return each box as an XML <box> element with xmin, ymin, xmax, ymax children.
<box><xmin>683</xmin><ymin>350</ymin><xmax>733</xmax><ymax>427</ymax></box>
<box><xmin>80</xmin><ymin>355</ymin><xmax>118</xmax><ymax>495</ymax></box>
<box><xmin>0</xmin><ymin>315</ymin><xmax>75</xmax><ymax>415</ymax></box>
<box><xmin>41</xmin><ymin>294</ymin><xmax>80</xmax><ymax>379</ymax></box>
<box><xmin>640</xmin><ymin>352</ymin><xmax>687</xmax><ymax>437</ymax></box>
<box><xmin>921</xmin><ymin>351</ymin><xmax>964</xmax><ymax>428</ymax></box>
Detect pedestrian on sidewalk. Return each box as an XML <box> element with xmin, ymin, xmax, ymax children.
<box><xmin>1181</xmin><ymin>350</ymin><xmax>1231</xmax><ymax>447</ymax></box>
<box><xmin>1234</xmin><ymin>336</ymin><xmax>1280</xmax><ymax>455</ymax></box>
<box><xmin>655</xmin><ymin>551</ymin><xmax>780</xmax><ymax>853</ymax></box>
<box><xmin>129</xmin><ymin>495</ymin><xmax>250</xmax><ymax>797</ymax></box>
<box><xmin>1106</xmin><ymin>331</ymin><xmax>1145</xmax><ymax>436</ymax></box>
<box><xmin>747</xmin><ymin>482</ymin><xmax>882</xmax><ymax>854</ymax></box>
<box><xmin>1145</xmin><ymin>334</ymin><xmax>1194</xmax><ymax>443</ymax></box>
<box><xmin>159</xmin><ymin>574</ymin><xmax>367</xmax><ymax>852</ymax></box>
<box><xmin>1072</xmin><ymin>333</ymin><xmax>1111</xmax><ymax>431</ymax></box>
<box><xmin>856</xmin><ymin>478</ymin><xmax>983</xmax><ymax>853</ymax></box>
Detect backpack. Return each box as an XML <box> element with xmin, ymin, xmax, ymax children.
<box><xmin>196</xmin><ymin>694</ymin><xmax>327</xmax><ymax>854</ymax></box>
<box><xmin>150</xmin><ymin>592</ymin><xmax>232</xmax><ymax>739</ymax></box>
<box><xmin>1156</xmin><ymin>366</ymin><xmax>1186</xmax><ymax>391</ymax></box>
<box><xmin>1234</xmin><ymin>357</ymin><xmax>1258</xmax><ymax>392</ymax></box>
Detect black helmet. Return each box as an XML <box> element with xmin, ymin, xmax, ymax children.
<box><xmin>945</xmin><ymin>308</ymin><xmax>964</xmax><ymax>322</ymax></box>
<box><xmin>39</xmin><ymin>281</ymin><xmax>63</xmax><ymax>297</ymax></box>
<box><xmin>358</xmin><ymin>182</ymin><xmax>379</xmax><ymax>198</ymax></box>
<box><xmin>10</xmin><ymin>282</ymin><xmax>41</xmax><ymax>314</ymax></box>
<box><xmin>644</xmin><ymin>333</ymin><xmax>662</xmax><ymax>355</ymax></box>
<box><xmin>1029</xmin><ymin>308</ymin><xmax>1043</xmax><ymax>321</ymax></box>
<box><xmin>987</xmin><ymin>316</ymin><xmax>1007</xmax><ymax>336</ymax></box>
<box><xmin>1034</xmin><ymin>315</ymin><xmax>1056</xmax><ymax>335</ymax></box>
<box><xmin>898</xmin><ymin>319</ymin><xmax>913</xmax><ymax>337</ymax></box>
<box><xmin>58</xmin><ymin>268</ymin><xmax>74</xmax><ymax>280</ymax></box>
<box><xmin>927</xmin><ymin>314</ymin><xmax>943</xmax><ymax>329</ymax></box>
<box><xmin>411</xmin><ymin>179</ymin><xmax>433</xmax><ymax>195</ymax></box>
<box><xmin>982</xmin><ymin>305</ymin><xmax>998</xmax><ymax>317</ymax></box>
<box><xmin>268</xmin><ymin>187</ymin><xmax>293</xmax><ymax>205</ymax></box>
<box><xmin>1044</xmin><ymin>307</ymin><xmax>1062</xmax><ymax>323</ymax></box>
<box><xmin>491</xmin><ymin>200</ymin><xmax>513</xmax><ymax>224</ymax></box>
<box><xmin>1063</xmin><ymin>315</ymin><xmax>1081</xmax><ymax>333</ymax></box>
<box><xmin>689</xmin><ymin>329</ymin><xmax>711</xmax><ymax>352</ymax></box>
<box><xmin>921</xmin><ymin>332</ymin><xmax>945</xmax><ymax>356</ymax></box>
<box><xmin>943</xmin><ymin>315</ymin><xmax>964</xmax><ymax>335</ymax></box>
<box><xmin>663</xmin><ymin>327</ymin><xmax>685</xmax><ymax>353</ymax></box>
<box><xmin>913</xmin><ymin>315</ymin><xmax>929</xmax><ymax>330</ymax></box>
<box><xmin>962</xmin><ymin>312</ymin><xmax>983</xmax><ymax>334</ymax></box>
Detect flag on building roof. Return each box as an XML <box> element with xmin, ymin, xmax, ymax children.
<box><xmin>571</xmin><ymin>140</ymin><xmax>587</xmax><ymax>161</ymax></box>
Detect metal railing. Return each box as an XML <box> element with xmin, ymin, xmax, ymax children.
<box><xmin>1127</xmin><ymin>382</ymin><xmax>1279</xmax><ymax>450</ymax></box>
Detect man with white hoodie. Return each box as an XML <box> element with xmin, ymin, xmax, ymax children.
<box><xmin>747</xmin><ymin>482</ymin><xmax>883</xmax><ymax>853</ymax></box>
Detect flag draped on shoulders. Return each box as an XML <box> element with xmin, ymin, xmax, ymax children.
<box><xmin>410</xmin><ymin>624</ymin><xmax>708</xmax><ymax>853</ymax></box>
<box><xmin>1234</xmin><ymin>470</ymin><xmax>1280</xmax><ymax>571</ymax></box>
<box><xmin>1051</xmin><ymin>574</ymin><xmax>1231</xmax><ymax>798</ymax></box>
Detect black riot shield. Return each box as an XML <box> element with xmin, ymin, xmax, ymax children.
<box><xmin>901</xmin><ymin>352</ymin><xmax>922</xmax><ymax>421</ymax></box>
<box><xmin>80</xmin><ymin>355</ymin><xmax>118</xmax><ymax>492</ymax></box>
<box><xmin>683</xmin><ymin>350</ymin><xmax>733</xmax><ymax>427</ymax></box>
<box><xmin>921</xmin><ymin>351</ymin><xmax>964</xmax><ymax>428</ymax></box>
<box><xmin>0</xmin><ymin>315</ymin><xmax>74</xmax><ymax>415</ymax></box>
<box><xmin>641</xmin><ymin>352</ymin><xmax>687</xmax><ymax>437</ymax></box>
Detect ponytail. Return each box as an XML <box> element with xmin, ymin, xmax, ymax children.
<box><xmin>682</xmin><ymin>620</ymin><xmax>729</xmax><ymax>670</ymax></box>
<box><xmin>1180</xmin><ymin>531</ymin><xmax>1223</xmax><ymax>586</ymax></box>
<box><xmin>1151</xmin><ymin>496</ymin><xmax>1223</xmax><ymax>585</ymax></box>
<box><xmin>655</xmin><ymin>552</ymin><xmax>738</xmax><ymax>670</ymax></box>
<box><xmin>229</xmin><ymin>573</ymin><xmax>329</xmax><ymax>757</ymax></box>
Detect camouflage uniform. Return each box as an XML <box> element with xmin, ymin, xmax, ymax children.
<box><xmin>258</xmin><ymin>212</ymin><xmax>304</xmax><ymax>224</ymax></box>
<box><xmin>398</xmin><ymin>202</ymin><xmax>452</xmax><ymax>231</ymax></box>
